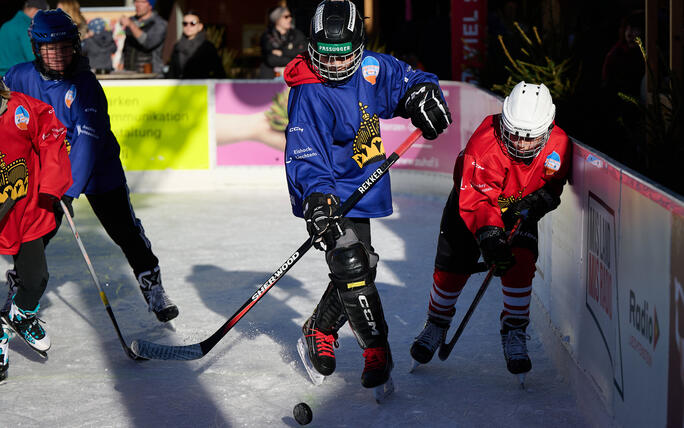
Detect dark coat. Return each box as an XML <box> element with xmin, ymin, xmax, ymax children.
<box><xmin>82</xmin><ymin>31</ymin><xmax>117</xmax><ymax>72</ymax></box>
<box><xmin>166</xmin><ymin>32</ymin><xmax>226</xmax><ymax>79</ymax></box>
<box><xmin>258</xmin><ymin>27</ymin><xmax>307</xmax><ymax>78</ymax></box>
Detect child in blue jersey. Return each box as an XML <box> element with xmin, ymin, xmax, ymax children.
<box><xmin>286</xmin><ymin>0</ymin><xmax>451</xmax><ymax>393</ymax></box>
<box><xmin>2</xmin><ymin>9</ymin><xmax>178</xmax><ymax>324</ymax></box>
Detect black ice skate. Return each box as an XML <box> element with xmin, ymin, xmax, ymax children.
<box><xmin>0</xmin><ymin>270</ymin><xmax>19</xmax><ymax>318</ymax></box>
<box><xmin>298</xmin><ymin>316</ymin><xmax>338</xmax><ymax>385</ymax></box>
<box><xmin>2</xmin><ymin>302</ymin><xmax>49</xmax><ymax>358</ymax></box>
<box><xmin>137</xmin><ymin>267</ymin><xmax>178</xmax><ymax>322</ymax></box>
<box><xmin>361</xmin><ymin>346</ymin><xmax>394</xmax><ymax>402</ymax></box>
<box><xmin>0</xmin><ymin>321</ymin><xmax>9</xmax><ymax>382</ymax></box>
<box><xmin>410</xmin><ymin>316</ymin><xmax>449</xmax><ymax>369</ymax></box>
<box><xmin>500</xmin><ymin>319</ymin><xmax>532</xmax><ymax>388</ymax></box>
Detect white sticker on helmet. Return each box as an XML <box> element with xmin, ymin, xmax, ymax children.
<box><xmin>314</xmin><ymin>3</ymin><xmax>324</xmax><ymax>33</ymax></box>
<box><xmin>348</xmin><ymin>1</ymin><xmax>356</xmax><ymax>32</ymax></box>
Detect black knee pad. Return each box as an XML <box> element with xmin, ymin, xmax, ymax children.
<box><xmin>327</xmin><ymin>242</ymin><xmax>375</xmax><ymax>289</ymax></box>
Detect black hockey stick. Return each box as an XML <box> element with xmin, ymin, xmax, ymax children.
<box><xmin>60</xmin><ymin>200</ymin><xmax>145</xmax><ymax>361</ymax></box>
<box><xmin>0</xmin><ymin>198</ymin><xmax>18</xmax><ymax>223</ymax></box>
<box><xmin>130</xmin><ymin>129</ymin><xmax>424</xmax><ymax>361</ymax></box>
<box><xmin>438</xmin><ymin>216</ymin><xmax>524</xmax><ymax>361</ymax></box>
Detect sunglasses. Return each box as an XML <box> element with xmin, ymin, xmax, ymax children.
<box><xmin>183</xmin><ymin>20</ymin><xmax>199</xmax><ymax>26</ymax></box>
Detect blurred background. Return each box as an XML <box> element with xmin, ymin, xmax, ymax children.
<box><xmin>0</xmin><ymin>0</ymin><xmax>681</xmax><ymax>195</ymax></box>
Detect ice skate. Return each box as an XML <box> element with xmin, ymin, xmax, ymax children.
<box><xmin>0</xmin><ymin>321</ymin><xmax>9</xmax><ymax>382</ymax></box>
<box><xmin>361</xmin><ymin>346</ymin><xmax>393</xmax><ymax>387</ymax></box>
<box><xmin>298</xmin><ymin>316</ymin><xmax>338</xmax><ymax>385</ymax></box>
<box><xmin>138</xmin><ymin>267</ymin><xmax>178</xmax><ymax>322</ymax></box>
<box><xmin>2</xmin><ymin>302</ymin><xmax>49</xmax><ymax>358</ymax></box>
<box><xmin>500</xmin><ymin>319</ymin><xmax>532</xmax><ymax>383</ymax></box>
<box><xmin>410</xmin><ymin>316</ymin><xmax>449</xmax><ymax>370</ymax></box>
<box><xmin>0</xmin><ymin>270</ymin><xmax>19</xmax><ymax>318</ymax></box>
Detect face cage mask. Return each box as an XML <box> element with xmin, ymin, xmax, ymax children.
<box><xmin>308</xmin><ymin>43</ymin><xmax>363</xmax><ymax>81</ymax></box>
<box><xmin>499</xmin><ymin>120</ymin><xmax>551</xmax><ymax>159</ymax></box>
<box><xmin>34</xmin><ymin>40</ymin><xmax>80</xmax><ymax>80</ymax></box>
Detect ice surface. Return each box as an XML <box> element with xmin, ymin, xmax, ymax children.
<box><xmin>0</xmin><ymin>187</ymin><xmax>613</xmax><ymax>427</ymax></box>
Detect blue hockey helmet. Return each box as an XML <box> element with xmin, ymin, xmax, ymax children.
<box><xmin>29</xmin><ymin>9</ymin><xmax>81</xmax><ymax>79</ymax></box>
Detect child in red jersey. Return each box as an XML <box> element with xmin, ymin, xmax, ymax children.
<box><xmin>0</xmin><ymin>80</ymin><xmax>72</xmax><ymax>380</ymax></box>
<box><xmin>410</xmin><ymin>81</ymin><xmax>572</xmax><ymax>378</ymax></box>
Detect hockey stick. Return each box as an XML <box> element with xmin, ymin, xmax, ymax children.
<box><xmin>130</xmin><ymin>129</ymin><xmax>424</xmax><ymax>361</ymax></box>
<box><xmin>0</xmin><ymin>198</ymin><xmax>18</xmax><ymax>223</ymax></box>
<box><xmin>437</xmin><ymin>216</ymin><xmax>524</xmax><ymax>361</ymax></box>
<box><xmin>59</xmin><ymin>200</ymin><xmax>145</xmax><ymax>361</ymax></box>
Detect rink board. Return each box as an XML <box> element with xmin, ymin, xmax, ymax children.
<box><xmin>102</xmin><ymin>79</ymin><xmax>683</xmax><ymax>427</ymax></box>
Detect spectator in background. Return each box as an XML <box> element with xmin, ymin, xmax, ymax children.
<box><xmin>166</xmin><ymin>11</ymin><xmax>225</xmax><ymax>79</ymax></box>
<box><xmin>0</xmin><ymin>0</ymin><xmax>49</xmax><ymax>76</ymax></box>
<box><xmin>120</xmin><ymin>0</ymin><xmax>167</xmax><ymax>73</ymax></box>
<box><xmin>82</xmin><ymin>18</ymin><xmax>117</xmax><ymax>74</ymax></box>
<box><xmin>258</xmin><ymin>6</ymin><xmax>306</xmax><ymax>79</ymax></box>
<box><xmin>57</xmin><ymin>0</ymin><xmax>88</xmax><ymax>38</ymax></box>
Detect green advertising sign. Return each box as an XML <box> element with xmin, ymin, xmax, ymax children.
<box><xmin>103</xmin><ymin>84</ymin><xmax>209</xmax><ymax>170</ymax></box>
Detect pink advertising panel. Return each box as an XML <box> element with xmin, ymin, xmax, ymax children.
<box><xmin>215</xmin><ymin>81</ymin><xmax>496</xmax><ymax>173</ymax></box>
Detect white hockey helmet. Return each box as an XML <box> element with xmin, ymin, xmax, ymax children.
<box><xmin>500</xmin><ymin>81</ymin><xmax>555</xmax><ymax>159</ymax></box>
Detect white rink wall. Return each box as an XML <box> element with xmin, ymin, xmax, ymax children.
<box><xmin>119</xmin><ymin>81</ymin><xmax>684</xmax><ymax>427</ymax></box>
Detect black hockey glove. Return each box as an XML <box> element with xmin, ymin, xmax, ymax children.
<box><xmin>303</xmin><ymin>193</ymin><xmax>342</xmax><ymax>251</ymax></box>
<box><xmin>400</xmin><ymin>82</ymin><xmax>452</xmax><ymax>140</ymax></box>
<box><xmin>476</xmin><ymin>226</ymin><xmax>515</xmax><ymax>277</ymax></box>
<box><xmin>501</xmin><ymin>185</ymin><xmax>560</xmax><ymax>230</ymax></box>
<box><xmin>54</xmin><ymin>195</ymin><xmax>74</xmax><ymax>218</ymax></box>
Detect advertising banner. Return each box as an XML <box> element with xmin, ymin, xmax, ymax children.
<box><xmin>215</xmin><ymin>81</ymin><xmax>289</xmax><ymax>166</ymax></box>
<box><xmin>450</xmin><ymin>0</ymin><xmax>487</xmax><ymax>82</ymax></box>
<box><xmin>104</xmin><ymin>84</ymin><xmax>209</xmax><ymax>170</ymax></box>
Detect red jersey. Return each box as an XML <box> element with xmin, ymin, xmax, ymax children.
<box><xmin>0</xmin><ymin>92</ymin><xmax>73</xmax><ymax>254</ymax></box>
<box><xmin>455</xmin><ymin>114</ymin><xmax>571</xmax><ymax>234</ymax></box>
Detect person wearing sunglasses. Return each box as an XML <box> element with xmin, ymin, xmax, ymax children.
<box><xmin>258</xmin><ymin>6</ymin><xmax>306</xmax><ymax>79</ymax></box>
<box><xmin>166</xmin><ymin>11</ymin><xmax>225</xmax><ymax>79</ymax></box>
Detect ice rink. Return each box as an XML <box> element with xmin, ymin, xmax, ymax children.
<box><xmin>0</xmin><ymin>171</ymin><xmax>615</xmax><ymax>427</ymax></box>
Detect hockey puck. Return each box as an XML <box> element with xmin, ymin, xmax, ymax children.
<box><xmin>293</xmin><ymin>402</ymin><xmax>313</xmax><ymax>425</ymax></box>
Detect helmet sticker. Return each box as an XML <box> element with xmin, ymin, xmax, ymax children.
<box><xmin>348</xmin><ymin>1</ymin><xmax>356</xmax><ymax>32</ymax></box>
<box><xmin>14</xmin><ymin>106</ymin><xmax>30</xmax><ymax>130</ymax></box>
<box><xmin>313</xmin><ymin>3</ymin><xmax>324</xmax><ymax>33</ymax></box>
<box><xmin>317</xmin><ymin>42</ymin><xmax>352</xmax><ymax>54</ymax></box>
<box><xmin>544</xmin><ymin>151</ymin><xmax>561</xmax><ymax>175</ymax></box>
<box><xmin>65</xmin><ymin>84</ymin><xmax>77</xmax><ymax>108</ymax></box>
<box><xmin>362</xmin><ymin>56</ymin><xmax>379</xmax><ymax>85</ymax></box>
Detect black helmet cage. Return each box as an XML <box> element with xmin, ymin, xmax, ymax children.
<box><xmin>308</xmin><ymin>0</ymin><xmax>365</xmax><ymax>81</ymax></box>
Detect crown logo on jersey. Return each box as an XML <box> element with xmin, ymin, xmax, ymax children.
<box><xmin>352</xmin><ymin>102</ymin><xmax>385</xmax><ymax>168</ymax></box>
<box><xmin>498</xmin><ymin>190</ymin><xmax>524</xmax><ymax>212</ymax></box>
<box><xmin>0</xmin><ymin>153</ymin><xmax>29</xmax><ymax>205</ymax></box>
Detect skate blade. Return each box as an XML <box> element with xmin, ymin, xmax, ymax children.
<box><xmin>374</xmin><ymin>376</ymin><xmax>395</xmax><ymax>403</ymax></box>
<box><xmin>409</xmin><ymin>360</ymin><xmax>420</xmax><ymax>373</ymax></box>
<box><xmin>518</xmin><ymin>373</ymin><xmax>526</xmax><ymax>389</ymax></box>
<box><xmin>296</xmin><ymin>337</ymin><xmax>325</xmax><ymax>386</ymax></box>
<box><xmin>162</xmin><ymin>319</ymin><xmax>176</xmax><ymax>332</ymax></box>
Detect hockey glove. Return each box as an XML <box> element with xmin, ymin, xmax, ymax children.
<box><xmin>54</xmin><ymin>195</ymin><xmax>74</xmax><ymax>218</ymax></box>
<box><xmin>303</xmin><ymin>193</ymin><xmax>343</xmax><ymax>251</ymax></box>
<box><xmin>476</xmin><ymin>226</ymin><xmax>515</xmax><ymax>277</ymax></box>
<box><xmin>501</xmin><ymin>185</ymin><xmax>560</xmax><ymax>230</ymax></box>
<box><xmin>400</xmin><ymin>82</ymin><xmax>452</xmax><ymax>140</ymax></box>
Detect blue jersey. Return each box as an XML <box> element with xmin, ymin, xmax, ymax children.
<box><xmin>3</xmin><ymin>60</ymin><xmax>126</xmax><ymax>198</ymax></box>
<box><xmin>284</xmin><ymin>51</ymin><xmax>439</xmax><ymax>218</ymax></box>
